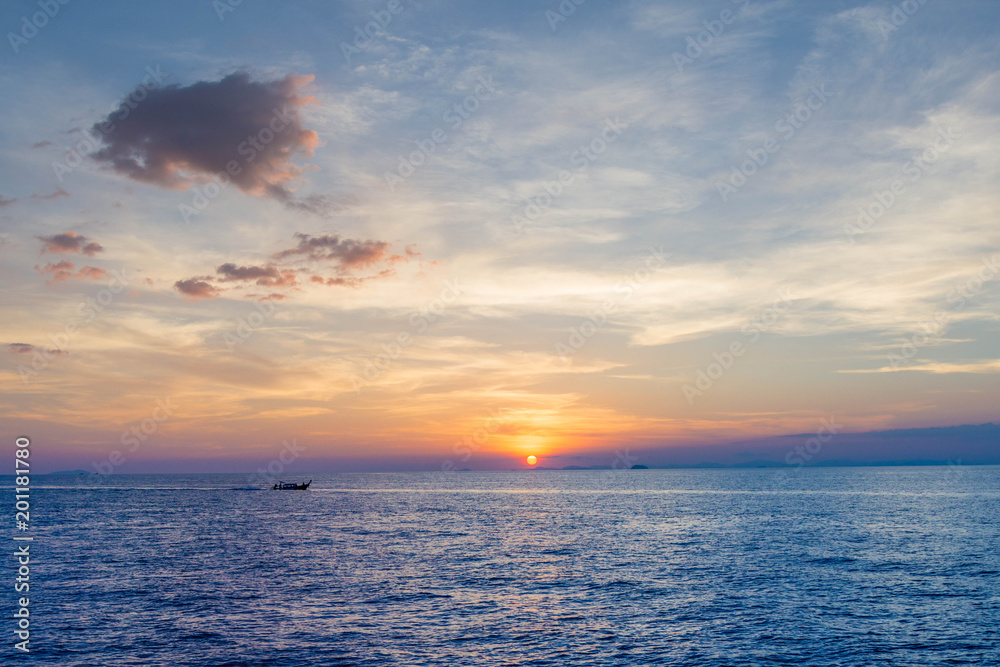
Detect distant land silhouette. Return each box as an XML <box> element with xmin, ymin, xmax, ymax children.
<box><xmin>507</xmin><ymin>423</ymin><xmax>1000</xmax><ymax>471</ymax></box>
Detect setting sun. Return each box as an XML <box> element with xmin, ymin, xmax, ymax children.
<box><xmin>526</xmin><ymin>455</ymin><xmax>537</xmax><ymax>466</ymax></box>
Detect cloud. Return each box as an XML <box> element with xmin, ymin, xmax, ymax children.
<box><xmin>75</xmin><ymin>266</ymin><xmax>110</xmax><ymax>281</ymax></box>
<box><xmin>31</xmin><ymin>140</ymin><xmax>53</xmax><ymax>149</ymax></box>
<box><xmin>7</xmin><ymin>343</ymin><xmax>66</xmax><ymax>356</ymax></box>
<box><xmin>31</xmin><ymin>189</ymin><xmax>69</xmax><ymax>200</ymax></box>
<box><xmin>39</xmin><ymin>232</ymin><xmax>104</xmax><ymax>256</ymax></box>
<box><xmin>173</xmin><ymin>232</ymin><xmax>410</xmax><ymax>303</ymax></box>
<box><xmin>90</xmin><ymin>72</ymin><xmax>320</xmax><ymax>202</ymax></box>
<box><xmin>310</xmin><ymin>274</ymin><xmax>359</xmax><ymax>287</ymax></box>
<box><xmin>281</xmin><ymin>193</ymin><xmax>343</xmax><ymax>217</ymax></box>
<box><xmin>307</xmin><ymin>268</ymin><xmax>397</xmax><ymax>287</ymax></box>
<box><xmin>840</xmin><ymin>360</ymin><xmax>1000</xmax><ymax>375</ymax></box>
<box><xmin>250</xmin><ymin>293</ymin><xmax>288</xmax><ymax>302</ymax></box>
<box><xmin>35</xmin><ymin>260</ymin><xmax>109</xmax><ymax>283</ymax></box>
<box><xmin>216</xmin><ymin>263</ymin><xmax>297</xmax><ymax>286</ymax></box>
<box><xmin>0</xmin><ymin>195</ymin><xmax>16</xmax><ymax>207</ymax></box>
<box><xmin>174</xmin><ymin>279</ymin><xmax>221</xmax><ymax>300</ymax></box>
<box><xmin>272</xmin><ymin>233</ymin><xmax>390</xmax><ymax>267</ymax></box>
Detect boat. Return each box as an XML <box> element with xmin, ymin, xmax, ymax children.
<box><xmin>272</xmin><ymin>480</ymin><xmax>311</xmax><ymax>490</ymax></box>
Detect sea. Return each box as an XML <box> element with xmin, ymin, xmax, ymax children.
<box><xmin>6</xmin><ymin>466</ymin><xmax>999</xmax><ymax>666</ymax></box>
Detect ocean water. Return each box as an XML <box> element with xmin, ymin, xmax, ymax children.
<box><xmin>8</xmin><ymin>466</ymin><xmax>1000</xmax><ymax>666</ymax></box>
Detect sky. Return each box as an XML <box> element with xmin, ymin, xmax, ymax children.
<box><xmin>1</xmin><ymin>0</ymin><xmax>998</xmax><ymax>473</ymax></box>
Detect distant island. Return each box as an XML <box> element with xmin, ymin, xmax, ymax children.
<box><xmin>522</xmin><ymin>465</ymin><xmax>650</xmax><ymax>471</ymax></box>
<box><xmin>46</xmin><ymin>470</ymin><xmax>95</xmax><ymax>475</ymax></box>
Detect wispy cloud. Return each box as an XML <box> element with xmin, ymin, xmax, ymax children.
<box><xmin>31</xmin><ymin>188</ymin><xmax>69</xmax><ymax>200</ymax></box>
<box><xmin>35</xmin><ymin>260</ymin><xmax>109</xmax><ymax>284</ymax></box>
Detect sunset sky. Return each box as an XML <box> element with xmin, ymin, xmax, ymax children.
<box><xmin>2</xmin><ymin>0</ymin><xmax>998</xmax><ymax>472</ymax></box>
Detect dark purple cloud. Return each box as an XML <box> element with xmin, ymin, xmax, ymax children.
<box><xmin>272</xmin><ymin>233</ymin><xmax>390</xmax><ymax>268</ymax></box>
<box><xmin>39</xmin><ymin>232</ymin><xmax>104</xmax><ymax>256</ymax></box>
<box><xmin>216</xmin><ymin>263</ymin><xmax>296</xmax><ymax>286</ymax></box>
<box><xmin>7</xmin><ymin>343</ymin><xmax>66</xmax><ymax>356</ymax></box>
<box><xmin>174</xmin><ymin>279</ymin><xmax>221</xmax><ymax>300</ymax></box>
<box><xmin>90</xmin><ymin>72</ymin><xmax>320</xmax><ymax>201</ymax></box>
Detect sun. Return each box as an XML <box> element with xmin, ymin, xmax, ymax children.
<box><xmin>526</xmin><ymin>455</ymin><xmax>537</xmax><ymax>466</ymax></box>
